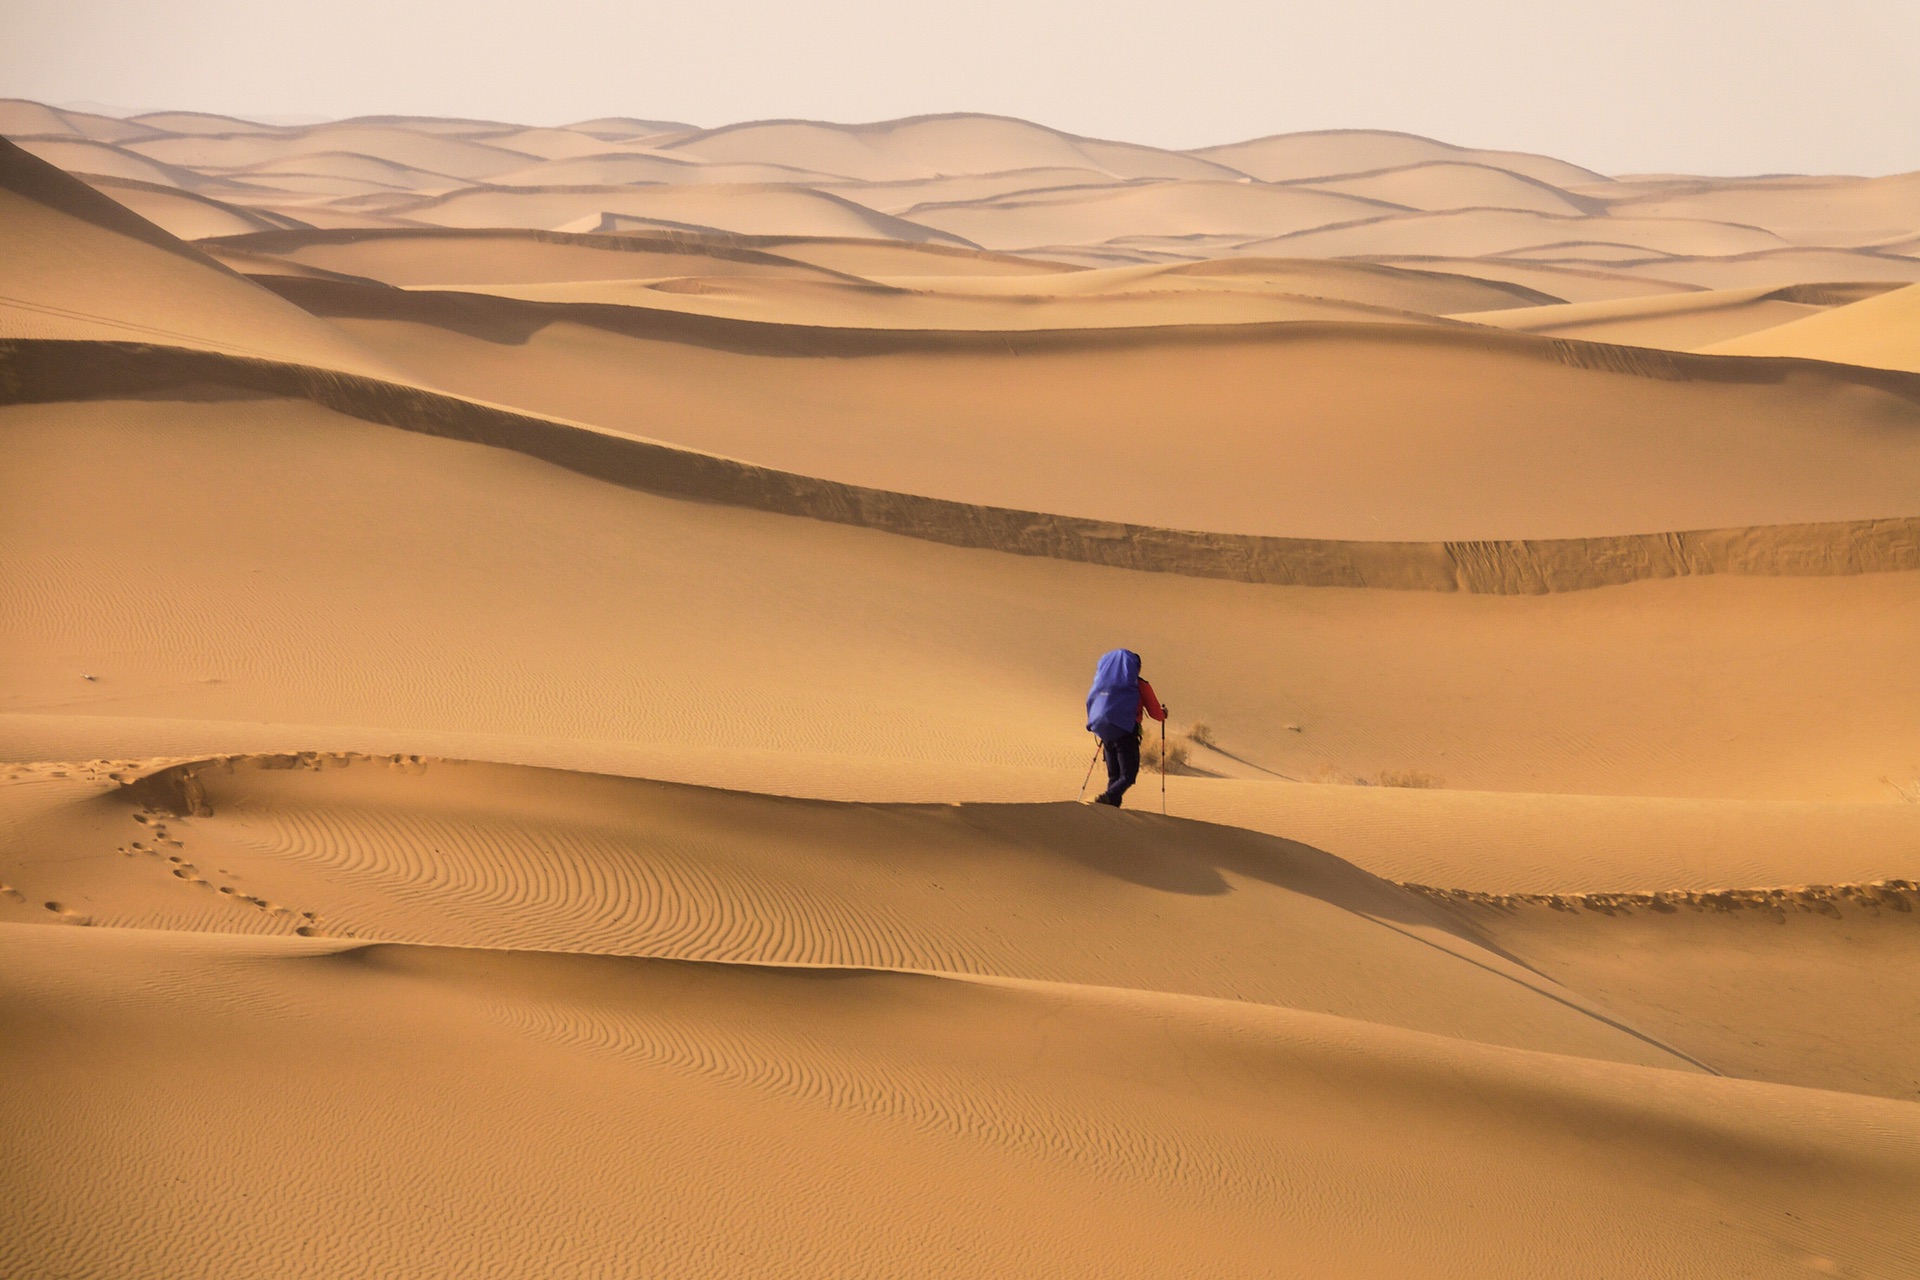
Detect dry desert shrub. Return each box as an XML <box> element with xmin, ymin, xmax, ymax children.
<box><xmin>1140</xmin><ymin>729</ymin><xmax>1191</xmax><ymax>773</ymax></box>
<box><xmin>1376</xmin><ymin>770</ymin><xmax>1444</xmax><ymax>789</ymax></box>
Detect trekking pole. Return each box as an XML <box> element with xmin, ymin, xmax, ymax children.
<box><xmin>1160</xmin><ymin>715</ymin><xmax>1168</xmax><ymax>816</ymax></box>
<box><xmin>1077</xmin><ymin>740</ymin><xmax>1101</xmax><ymax>801</ymax></box>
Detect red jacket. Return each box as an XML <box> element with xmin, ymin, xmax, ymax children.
<box><xmin>1137</xmin><ymin>678</ymin><xmax>1167</xmax><ymax>724</ymax></box>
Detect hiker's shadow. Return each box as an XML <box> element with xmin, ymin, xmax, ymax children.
<box><xmin>953</xmin><ymin>801</ymin><xmax>1480</xmax><ymax>940</ymax></box>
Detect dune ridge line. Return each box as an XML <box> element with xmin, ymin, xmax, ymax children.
<box><xmin>108</xmin><ymin>753</ymin><xmax>1920</xmax><ymax>914</ymax></box>
<box><xmin>5</xmin><ymin>337</ymin><xmax>1917</xmax><ymax>594</ymax></box>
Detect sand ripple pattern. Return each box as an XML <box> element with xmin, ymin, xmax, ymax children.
<box><xmin>479</xmin><ymin>962</ymin><xmax>1274</xmax><ymax>1197</ymax></box>
<box><xmin>228</xmin><ymin>802</ymin><xmax>990</xmax><ymax>974</ymax></box>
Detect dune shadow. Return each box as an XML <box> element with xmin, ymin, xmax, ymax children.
<box><xmin>956</xmin><ymin>801</ymin><xmax>1465</xmax><ymax>932</ymax></box>
<box><xmin>949</xmin><ymin>803</ymin><xmax>1718</xmax><ymax>1069</ymax></box>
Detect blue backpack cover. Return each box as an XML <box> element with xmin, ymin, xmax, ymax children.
<box><xmin>1086</xmin><ymin>648</ymin><xmax>1142</xmax><ymax>738</ymax></box>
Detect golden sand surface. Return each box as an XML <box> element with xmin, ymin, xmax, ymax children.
<box><xmin>2</xmin><ymin>116</ymin><xmax>1918</xmax><ymax>1277</ymax></box>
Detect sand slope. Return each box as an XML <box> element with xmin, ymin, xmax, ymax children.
<box><xmin>0</xmin><ymin>98</ymin><xmax>158</xmax><ymax>141</ymax></box>
<box><xmin>210</xmin><ymin>226</ymin><xmax>872</xmax><ymax>287</ymax></box>
<box><xmin>906</xmin><ymin>179</ymin><xmax>1406</xmax><ymax>251</ymax></box>
<box><xmin>0</xmin><ymin>138</ymin><xmax>391</xmax><ymax>373</ymax></box>
<box><xmin>8</xmin><ymin>133</ymin><xmax>210</xmax><ymax>188</ymax></box>
<box><xmin>78</xmin><ymin>174</ymin><xmax>306</xmax><ymax>238</ymax></box>
<box><xmin>0</xmin><ymin>754</ymin><xmax>1708</xmax><ymax>1065</ymax></box>
<box><xmin>1607</xmin><ymin>172</ymin><xmax>1920</xmax><ymax>248</ymax></box>
<box><xmin>392</xmin><ymin>181</ymin><xmax>971</xmax><ymax>242</ymax></box>
<box><xmin>1189</xmin><ymin>128</ymin><xmax>1607</xmax><ymax>188</ymax></box>
<box><xmin>659</xmin><ymin>114</ymin><xmax>1246</xmax><ymax>183</ymax></box>
<box><xmin>7</xmin><ymin>923</ymin><xmax>1914</xmax><ymax>1280</ymax></box>
<box><xmin>1290</xmin><ymin>160</ymin><xmax>1603</xmax><ymax>216</ymax></box>
<box><xmin>277</xmin><ymin>282</ymin><xmax>1920</xmax><ymax>542</ymax></box>
<box><xmin>341</xmin><ymin>252</ymin><xmax>1540</xmax><ymax>330</ymax></box>
<box><xmin>1449</xmin><ymin>889</ymin><xmax>1920</xmax><ymax>1101</ymax></box>
<box><xmin>5</xmin><ymin>386</ymin><xmax>1917</xmax><ymax>802</ymax></box>
<box><xmin>1706</xmin><ymin>281</ymin><xmax>1920</xmax><ymax>371</ymax></box>
<box><xmin>1451</xmin><ymin>283</ymin><xmax>1898</xmax><ymax>349</ymax></box>
<box><xmin>1249</xmin><ymin>207</ymin><xmax>1791</xmax><ymax>260</ymax></box>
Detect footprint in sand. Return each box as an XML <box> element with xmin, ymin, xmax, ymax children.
<box><xmin>42</xmin><ymin>901</ymin><xmax>92</xmax><ymax>926</ymax></box>
<box><xmin>216</xmin><ymin>886</ymin><xmax>277</xmax><ymax>912</ymax></box>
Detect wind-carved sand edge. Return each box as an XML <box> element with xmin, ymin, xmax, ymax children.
<box><xmin>4</xmin><ymin>337</ymin><xmax>1917</xmax><ymax>594</ymax></box>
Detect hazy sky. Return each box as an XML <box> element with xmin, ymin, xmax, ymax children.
<box><xmin>4</xmin><ymin>0</ymin><xmax>1917</xmax><ymax>175</ymax></box>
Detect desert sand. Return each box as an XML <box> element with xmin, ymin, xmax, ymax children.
<box><xmin>3</xmin><ymin>107</ymin><xmax>1918</xmax><ymax>1279</ymax></box>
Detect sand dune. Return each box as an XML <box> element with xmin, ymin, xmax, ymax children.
<box><xmin>389</xmin><ymin>181</ymin><xmax>971</xmax><ymax>241</ymax></box>
<box><xmin>0</xmin><ymin>139</ymin><xmax>391</xmax><ymax>372</ymax></box>
<box><xmin>1041</xmin><ymin>255</ymin><xmax>1558</xmax><ymax>309</ymax></box>
<box><xmin>0</xmin><ymin>754</ymin><xmax>1714</xmax><ymax>1065</ymax></box>
<box><xmin>1584</xmin><ymin>246</ymin><xmax>1920</xmax><ymax>291</ymax></box>
<box><xmin>271</xmin><ymin>280</ymin><xmax>1920</xmax><ymax>543</ymax></box>
<box><xmin>307</xmin><ymin>248</ymin><xmax>1541</xmax><ymax>330</ymax></box>
<box><xmin>1449</xmin><ymin>887</ymin><xmax>1920</xmax><ymax>1101</ymax></box>
<box><xmin>446</xmin><ymin>272</ymin><xmax>1467</xmax><ymax>330</ymax></box>
<box><xmin>213</xmin><ymin>226</ymin><xmax>877</xmax><ymax>287</ymax></box>
<box><xmin>489</xmin><ymin>151</ymin><xmax>842</xmax><ymax>187</ymax></box>
<box><xmin>1452</xmin><ymin>283</ymin><xmax>1880</xmax><ymax>349</ymax></box>
<box><xmin>1190</xmin><ymin>128</ymin><xmax>1608</xmax><ymax>188</ymax></box>
<box><xmin>9</xmin><ymin>133</ymin><xmax>213</xmax><ymax>188</ymax></box>
<box><xmin>906</xmin><ymin>179</ymin><xmax>1407</xmax><ymax>251</ymax></box>
<box><xmin>6</xmin><ymin>102</ymin><xmax>1918</xmax><ymax>1279</ymax></box>
<box><xmin>660</xmin><ymin>113</ymin><xmax>1247</xmax><ymax>183</ymax></box>
<box><xmin>5</xmin><ymin>376</ymin><xmax>1917</xmax><ymax>802</ymax></box>
<box><xmin>1248</xmin><ymin>207</ymin><xmax>1791</xmax><ymax>260</ymax></box>
<box><xmin>697</xmin><ymin>234</ymin><xmax>1080</xmax><ymax>278</ymax></box>
<box><xmin>225</xmin><ymin>149</ymin><xmax>464</xmax><ymax>189</ymax></box>
<box><xmin>820</xmin><ymin>167</ymin><xmax>1130</xmax><ymax>214</ymax></box>
<box><xmin>0</xmin><ymin>99</ymin><xmax>161</xmax><ymax>143</ymax></box>
<box><xmin>12</xmin><ymin>104</ymin><xmax>1908</xmax><ymax>288</ymax></box>
<box><xmin>1705</xmin><ymin>281</ymin><xmax>1920</xmax><ymax>371</ymax></box>
<box><xmin>1289</xmin><ymin>159</ymin><xmax>1604</xmax><ymax>216</ymax></box>
<box><xmin>201</xmin><ymin>169</ymin><xmax>433</xmax><ymax>199</ymax></box>
<box><xmin>8</xmin><ymin>923</ymin><xmax>1914</xmax><ymax>1280</ymax></box>
<box><xmin>128</xmin><ymin>108</ymin><xmax>284</xmax><ymax>134</ymax></box>
<box><xmin>6</xmin><ymin>752</ymin><xmax>1915</xmax><ymax>1100</ymax></box>
<box><xmin>1357</xmin><ymin>255</ymin><xmax>1702</xmax><ymax>301</ymax></box>
<box><xmin>564</xmin><ymin>115</ymin><xmax>699</xmax><ymax>141</ymax></box>
<box><xmin>125</xmin><ymin>125</ymin><xmax>539</xmax><ymax>180</ymax></box>
<box><xmin>473</xmin><ymin>123</ymin><xmax>683</xmax><ymax>159</ymax></box>
<box><xmin>1607</xmin><ymin>171</ymin><xmax>1920</xmax><ymax>248</ymax></box>
<box><xmin>79</xmin><ymin>174</ymin><xmax>306</xmax><ymax>238</ymax></box>
<box><xmin>332</xmin><ymin>113</ymin><xmax>527</xmax><ymax>136</ymax></box>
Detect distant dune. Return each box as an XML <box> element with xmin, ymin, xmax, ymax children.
<box><xmin>1705</xmin><ymin>280</ymin><xmax>1920</xmax><ymax>371</ymax></box>
<box><xmin>6</xmin><ymin>98</ymin><xmax>1909</xmax><ymax>285</ymax></box>
<box><xmin>3</xmin><ymin>105</ymin><xmax>1918</xmax><ymax>1280</ymax></box>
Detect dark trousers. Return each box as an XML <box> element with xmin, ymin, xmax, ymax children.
<box><xmin>1098</xmin><ymin>730</ymin><xmax>1142</xmax><ymax>806</ymax></box>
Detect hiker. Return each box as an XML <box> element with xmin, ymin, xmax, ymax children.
<box><xmin>1084</xmin><ymin>647</ymin><xmax>1167</xmax><ymax>807</ymax></box>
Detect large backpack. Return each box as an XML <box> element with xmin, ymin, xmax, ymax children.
<box><xmin>1085</xmin><ymin>648</ymin><xmax>1142</xmax><ymax>739</ymax></box>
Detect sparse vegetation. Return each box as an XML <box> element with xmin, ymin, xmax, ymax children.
<box><xmin>1306</xmin><ymin>764</ymin><xmax>1443</xmax><ymax>789</ymax></box>
<box><xmin>1140</xmin><ymin>729</ymin><xmax>1191</xmax><ymax>773</ymax></box>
